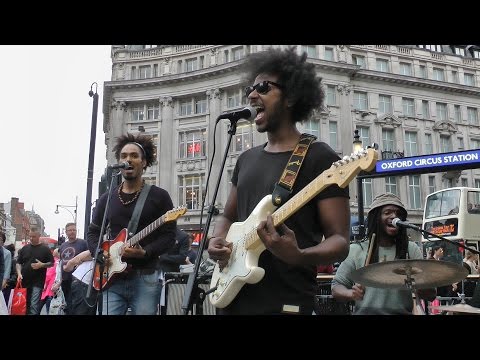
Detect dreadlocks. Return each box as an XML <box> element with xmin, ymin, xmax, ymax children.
<box><xmin>365</xmin><ymin>207</ymin><xmax>409</xmax><ymax>263</ymax></box>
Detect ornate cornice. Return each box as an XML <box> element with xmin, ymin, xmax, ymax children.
<box><xmin>375</xmin><ymin>114</ymin><xmax>402</xmax><ymax>128</ymax></box>
<box><xmin>337</xmin><ymin>84</ymin><xmax>351</xmax><ymax>95</ymax></box>
<box><xmin>432</xmin><ymin>120</ymin><xmax>458</xmax><ymax>135</ymax></box>
<box><xmin>161</xmin><ymin>96</ymin><xmax>173</xmax><ymax>107</ymax></box>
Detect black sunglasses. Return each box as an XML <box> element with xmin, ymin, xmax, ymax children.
<box><xmin>245</xmin><ymin>80</ymin><xmax>284</xmax><ymax>98</ymax></box>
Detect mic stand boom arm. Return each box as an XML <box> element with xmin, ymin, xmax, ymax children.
<box><xmin>418</xmin><ymin>227</ymin><xmax>479</xmax><ymax>255</ymax></box>
<box><xmin>181</xmin><ymin>118</ymin><xmax>239</xmax><ymax>315</ymax></box>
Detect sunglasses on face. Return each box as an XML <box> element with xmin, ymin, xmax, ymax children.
<box><xmin>245</xmin><ymin>80</ymin><xmax>284</xmax><ymax>98</ymax></box>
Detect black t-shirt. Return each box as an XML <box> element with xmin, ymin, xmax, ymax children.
<box><xmin>224</xmin><ymin>141</ymin><xmax>349</xmax><ymax>314</ymax></box>
<box><xmin>87</xmin><ymin>184</ymin><xmax>176</xmax><ymax>270</ymax></box>
<box><xmin>59</xmin><ymin>239</ymin><xmax>88</xmax><ymax>281</ymax></box>
<box><xmin>16</xmin><ymin>243</ymin><xmax>54</xmax><ymax>288</ymax></box>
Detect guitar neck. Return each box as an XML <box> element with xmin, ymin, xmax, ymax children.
<box><xmin>127</xmin><ymin>214</ymin><xmax>165</xmax><ymax>247</ymax></box>
<box><xmin>272</xmin><ymin>172</ymin><xmax>328</xmax><ymax>228</ymax></box>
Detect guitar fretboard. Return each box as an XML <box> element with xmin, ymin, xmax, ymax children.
<box><xmin>127</xmin><ymin>214</ymin><xmax>165</xmax><ymax>247</ymax></box>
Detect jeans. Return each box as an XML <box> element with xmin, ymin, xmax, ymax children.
<box><xmin>100</xmin><ymin>269</ymin><xmax>160</xmax><ymax>315</ymax></box>
<box><xmin>71</xmin><ymin>279</ymin><xmax>97</xmax><ymax>315</ymax></box>
<box><xmin>27</xmin><ymin>286</ymin><xmax>43</xmax><ymax>315</ymax></box>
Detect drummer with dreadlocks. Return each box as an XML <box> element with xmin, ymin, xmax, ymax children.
<box><xmin>331</xmin><ymin>193</ymin><xmax>436</xmax><ymax>315</ymax></box>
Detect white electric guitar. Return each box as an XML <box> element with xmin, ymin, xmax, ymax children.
<box><xmin>209</xmin><ymin>148</ymin><xmax>378</xmax><ymax>308</ymax></box>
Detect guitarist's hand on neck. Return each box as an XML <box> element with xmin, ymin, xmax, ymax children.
<box><xmin>257</xmin><ymin>215</ymin><xmax>302</xmax><ymax>265</ymax></box>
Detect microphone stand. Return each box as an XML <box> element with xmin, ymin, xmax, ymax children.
<box><xmin>181</xmin><ymin>118</ymin><xmax>239</xmax><ymax>315</ymax></box>
<box><xmin>416</xmin><ymin>227</ymin><xmax>480</xmax><ymax>255</ymax></box>
<box><xmin>85</xmin><ymin>168</ymin><xmax>120</xmax><ymax>315</ymax></box>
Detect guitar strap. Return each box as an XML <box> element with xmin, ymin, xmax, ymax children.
<box><xmin>271</xmin><ymin>133</ymin><xmax>317</xmax><ymax>207</ymax></box>
<box><xmin>127</xmin><ymin>183</ymin><xmax>151</xmax><ymax>238</ymax></box>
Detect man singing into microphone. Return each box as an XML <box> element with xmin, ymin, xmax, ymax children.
<box><xmin>331</xmin><ymin>193</ymin><xmax>436</xmax><ymax>314</ymax></box>
<box><xmin>87</xmin><ymin>133</ymin><xmax>176</xmax><ymax>315</ymax></box>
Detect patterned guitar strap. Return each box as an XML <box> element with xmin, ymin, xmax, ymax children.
<box><xmin>271</xmin><ymin>133</ymin><xmax>317</xmax><ymax>207</ymax></box>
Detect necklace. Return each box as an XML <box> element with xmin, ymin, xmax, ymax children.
<box><xmin>118</xmin><ymin>181</ymin><xmax>144</xmax><ymax>206</ymax></box>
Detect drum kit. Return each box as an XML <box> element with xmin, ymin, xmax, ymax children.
<box><xmin>350</xmin><ymin>259</ymin><xmax>480</xmax><ymax>315</ymax></box>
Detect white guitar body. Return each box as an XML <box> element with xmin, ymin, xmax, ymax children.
<box><xmin>209</xmin><ymin>195</ymin><xmax>277</xmax><ymax>308</ymax></box>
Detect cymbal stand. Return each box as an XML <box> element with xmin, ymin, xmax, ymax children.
<box><xmin>404</xmin><ymin>267</ymin><xmax>425</xmax><ymax>315</ymax></box>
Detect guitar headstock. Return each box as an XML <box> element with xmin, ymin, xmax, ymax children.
<box><xmin>324</xmin><ymin>148</ymin><xmax>378</xmax><ymax>188</ymax></box>
<box><xmin>164</xmin><ymin>206</ymin><xmax>187</xmax><ymax>222</ymax></box>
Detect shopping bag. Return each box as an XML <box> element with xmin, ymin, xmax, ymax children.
<box><xmin>0</xmin><ymin>293</ymin><xmax>8</xmax><ymax>315</ymax></box>
<box><xmin>10</xmin><ymin>279</ymin><xmax>27</xmax><ymax>315</ymax></box>
<box><xmin>49</xmin><ymin>287</ymin><xmax>66</xmax><ymax>315</ymax></box>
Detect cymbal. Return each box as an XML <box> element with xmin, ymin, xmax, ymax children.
<box><xmin>350</xmin><ymin>259</ymin><xmax>468</xmax><ymax>289</ymax></box>
<box><xmin>430</xmin><ymin>303</ymin><xmax>480</xmax><ymax>315</ymax></box>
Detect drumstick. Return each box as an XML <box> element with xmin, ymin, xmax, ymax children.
<box><xmin>364</xmin><ymin>233</ymin><xmax>376</xmax><ymax>267</ymax></box>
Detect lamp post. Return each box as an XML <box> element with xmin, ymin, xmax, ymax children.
<box><xmin>85</xmin><ymin>82</ymin><xmax>98</xmax><ymax>238</ymax></box>
<box><xmin>55</xmin><ymin>195</ymin><xmax>78</xmax><ymax>224</ymax></box>
<box><xmin>353</xmin><ymin>129</ymin><xmax>365</xmax><ymax>239</ymax></box>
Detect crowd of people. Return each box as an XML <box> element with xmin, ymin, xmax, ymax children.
<box><xmin>1</xmin><ymin>47</ymin><xmax>479</xmax><ymax>316</ymax></box>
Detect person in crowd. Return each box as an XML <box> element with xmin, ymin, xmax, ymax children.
<box><xmin>87</xmin><ymin>133</ymin><xmax>176</xmax><ymax>315</ymax></box>
<box><xmin>39</xmin><ymin>247</ymin><xmax>59</xmax><ymax>314</ymax></box>
<box><xmin>16</xmin><ymin>230</ymin><xmax>54</xmax><ymax>315</ymax></box>
<box><xmin>208</xmin><ymin>47</ymin><xmax>350</xmax><ymax>315</ymax></box>
<box><xmin>158</xmin><ymin>227</ymin><xmax>190</xmax><ymax>273</ymax></box>
<box><xmin>63</xmin><ymin>249</ymin><xmax>97</xmax><ymax>315</ymax></box>
<box><xmin>331</xmin><ymin>193</ymin><xmax>436</xmax><ymax>315</ymax></box>
<box><xmin>1</xmin><ymin>233</ymin><xmax>9</xmax><ymax>293</ymax></box>
<box><xmin>2</xmin><ymin>244</ymin><xmax>16</xmax><ymax>304</ymax></box>
<box><xmin>52</xmin><ymin>223</ymin><xmax>88</xmax><ymax>315</ymax></box>
<box><xmin>186</xmin><ymin>234</ymin><xmax>198</xmax><ymax>266</ymax></box>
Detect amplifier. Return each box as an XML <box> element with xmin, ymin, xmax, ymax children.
<box><xmin>163</xmin><ymin>272</ymin><xmax>216</xmax><ymax>315</ymax></box>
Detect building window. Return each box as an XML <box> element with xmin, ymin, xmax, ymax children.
<box><xmin>472</xmin><ymin>139</ymin><xmax>480</xmax><ymax>149</ymax></box>
<box><xmin>138</xmin><ymin>65</ymin><xmax>151</xmax><ymax>79</ymax></box>
<box><xmin>399</xmin><ymin>62</ymin><xmax>412</xmax><ymax>76</ymax></box>
<box><xmin>378</xmin><ymin>94</ymin><xmax>392</xmax><ymax>114</ymax></box>
<box><xmin>178</xmin><ymin>129</ymin><xmax>207</xmax><ymax>159</ymax></box>
<box><xmin>376</xmin><ymin>58</ymin><xmax>389</xmax><ymax>72</ymax></box>
<box><xmin>425</xmin><ymin>133</ymin><xmax>433</xmax><ymax>154</ymax></box>
<box><xmin>230</xmin><ymin>121</ymin><xmax>253</xmax><ymax>154</ymax></box>
<box><xmin>443</xmin><ymin>178</ymin><xmax>454</xmax><ymax>188</ymax></box>
<box><xmin>178</xmin><ymin>174</ymin><xmax>205</xmax><ymax>210</ymax></box>
<box><xmin>461</xmin><ymin>178</ymin><xmax>468</xmax><ymax>187</ymax></box>
<box><xmin>232</xmin><ymin>46</ymin><xmax>244</xmax><ymax>61</ymax></box>
<box><xmin>418</xmin><ymin>65</ymin><xmax>427</xmax><ymax>79</ymax></box>
<box><xmin>404</xmin><ymin>131</ymin><xmax>418</xmax><ymax>156</ymax></box>
<box><xmin>422</xmin><ymin>100</ymin><xmax>430</xmax><ymax>119</ymax></box>
<box><xmin>304</xmin><ymin>119</ymin><xmax>320</xmax><ymax>139</ymax></box>
<box><xmin>382</xmin><ymin>128</ymin><xmax>395</xmax><ymax>152</ymax></box>
<box><xmin>433</xmin><ymin>68</ymin><xmax>445</xmax><ymax>82</ymax></box>
<box><xmin>325</xmin><ymin>85</ymin><xmax>336</xmax><ymax>106</ymax></box>
<box><xmin>363</xmin><ymin>178</ymin><xmax>373</xmax><ymax>207</ymax></box>
<box><xmin>352</xmin><ymin>54</ymin><xmax>366</xmax><ymax>68</ymax></box>
<box><xmin>185</xmin><ymin>58</ymin><xmax>198</xmax><ymax>72</ymax></box>
<box><xmin>359</xmin><ymin>127</ymin><xmax>370</xmax><ymax>148</ymax></box>
<box><xmin>353</xmin><ymin>91</ymin><xmax>368</xmax><ymax>110</ymax></box>
<box><xmin>454</xmin><ymin>105</ymin><xmax>462</xmax><ymax>122</ymax></box>
<box><xmin>420</xmin><ymin>45</ymin><xmax>442</xmax><ymax>52</ymax></box>
<box><xmin>194</xmin><ymin>98</ymin><xmax>207</xmax><ymax>114</ymax></box>
<box><xmin>385</xmin><ymin>176</ymin><xmax>398</xmax><ymax>195</ymax></box>
<box><xmin>428</xmin><ymin>176</ymin><xmax>436</xmax><ymax>194</ymax></box>
<box><xmin>436</xmin><ymin>102</ymin><xmax>448</xmax><ymax>121</ymax></box>
<box><xmin>454</xmin><ymin>47</ymin><xmax>465</xmax><ymax>56</ymax></box>
<box><xmin>452</xmin><ymin>70</ymin><xmax>459</xmax><ymax>84</ymax></box>
<box><xmin>475</xmin><ymin>179</ymin><xmax>480</xmax><ymax>188</ymax></box>
<box><xmin>467</xmin><ymin>107</ymin><xmax>478</xmax><ymax>125</ymax></box>
<box><xmin>440</xmin><ymin>135</ymin><xmax>452</xmax><ymax>153</ymax></box>
<box><xmin>474</xmin><ymin>50</ymin><xmax>480</xmax><ymax>59</ymax></box>
<box><xmin>464</xmin><ymin>73</ymin><xmax>475</xmax><ymax>86</ymax></box>
<box><xmin>179</xmin><ymin>100</ymin><xmax>193</xmax><ymax>116</ymax></box>
<box><xmin>458</xmin><ymin>137</ymin><xmax>464</xmax><ymax>151</ymax></box>
<box><xmin>324</xmin><ymin>47</ymin><xmax>334</xmax><ymax>61</ymax></box>
<box><xmin>301</xmin><ymin>45</ymin><xmax>316</xmax><ymax>58</ymax></box>
<box><xmin>409</xmin><ymin>175</ymin><xmax>421</xmax><ymax>209</ymax></box>
<box><xmin>226</xmin><ymin>89</ymin><xmax>242</xmax><ymax>108</ymax></box>
<box><xmin>329</xmin><ymin>121</ymin><xmax>338</xmax><ymax>150</ymax></box>
<box><xmin>402</xmin><ymin>98</ymin><xmax>415</xmax><ymax>117</ymax></box>
<box><xmin>132</xmin><ymin>106</ymin><xmax>145</xmax><ymax>122</ymax></box>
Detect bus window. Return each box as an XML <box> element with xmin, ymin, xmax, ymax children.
<box><xmin>467</xmin><ymin>191</ymin><xmax>480</xmax><ymax>214</ymax></box>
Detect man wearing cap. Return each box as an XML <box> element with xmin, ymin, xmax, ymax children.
<box><xmin>331</xmin><ymin>193</ymin><xmax>436</xmax><ymax>315</ymax></box>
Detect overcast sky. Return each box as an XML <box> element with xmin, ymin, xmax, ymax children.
<box><xmin>1</xmin><ymin>45</ymin><xmax>112</xmax><ymax>239</ymax></box>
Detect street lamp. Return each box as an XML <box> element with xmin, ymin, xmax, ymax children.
<box><xmin>85</xmin><ymin>82</ymin><xmax>98</xmax><ymax>238</ymax></box>
<box><xmin>55</xmin><ymin>195</ymin><xmax>78</xmax><ymax>225</ymax></box>
<box><xmin>353</xmin><ymin>129</ymin><xmax>365</xmax><ymax>239</ymax></box>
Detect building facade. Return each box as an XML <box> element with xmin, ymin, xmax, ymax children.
<box><xmin>101</xmin><ymin>45</ymin><xmax>480</xmax><ymax>241</ymax></box>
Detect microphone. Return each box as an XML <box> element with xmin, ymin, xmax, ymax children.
<box><xmin>392</xmin><ymin>218</ymin><xmax>422</xmax><ymax>231</ymax></box>
<box><xmin>108</xmin><ymin>162</ymin><xmax>131</xmax><ymax>169</ymax></box>
<box><xmin>216</xmin><ymin>105</ymin><xmax>257</xmax><ymax>123</ymax></box>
